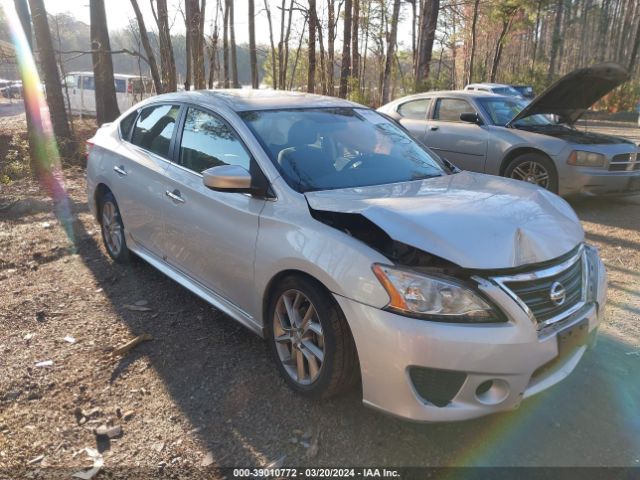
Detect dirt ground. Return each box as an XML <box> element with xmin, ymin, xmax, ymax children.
<box><xmin>1</xmin><ymin>128</ymin><xmax>640</xmax><ymax>477</ymax></box>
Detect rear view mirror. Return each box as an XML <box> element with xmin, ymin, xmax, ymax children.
<box><xmin>202</xmin><ymin>165</ymin><xmax>252</xmax><ymax>192</ymax></box>
<box><xmin>460</xmin><ymin>112</ymin><xmax>483</xmax><ymax>125</ymax></box>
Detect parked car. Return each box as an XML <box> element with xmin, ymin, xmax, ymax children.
<box><xmin>87</xmin><ymin>89</ymin><xmax>607</xmax><ymax>422</ymax></box>
<box><xmin>0</xmin><ymin>81</ymin><xmax>23</xmax><ymax>98</ymax></box>
<box><xmin>464</xmin><ymin>82</ymin><xmax>524</xmax><ymax>97</ymax></box>
<box><xmin>511</xmin><ymin>84</ymin><xmax>535</xmax><ymax>99</ymax></box>
<box><xmin>64</xmin><ymin>72</ymin><xmax>154</xmax><ymax>116</ymax></box>
<box><xmin>379</xmin><ymin>63</ymin><xmax>640</xmax><ymax>196</ymax></box>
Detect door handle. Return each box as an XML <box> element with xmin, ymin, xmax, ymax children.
<box><xmin>429</xmin><ymin>126</ymin><xmax>439</xmax><ymax>131</ymax></box>
<box><xmin>165</xmin><ymin>189</ymin><xmax>185</xmax><ymax>203</ymax></box>
<box><xmin>113</xmin><ymin>165</ymin><xmax>127</xmax><ymax>176</ymax></box>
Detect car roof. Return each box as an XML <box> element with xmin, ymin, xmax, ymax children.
<box><xmin>389</xmin><ymin>90</ymin><xmax>503</xmax><ymax>104</ymax></box>
<box><xmin>466</xmin><ymin>83</ymin><xmax>512</xmax><ymax>88</ymax></box>
<box><xmin>68</xmin><ymin>72</ymin><xmax>149</xmax><ymax>80</ymax></box>
<box><xmin>143</xmin><ymin>89</ymin><xmax>362</xmax><ymax>112</ymax></box>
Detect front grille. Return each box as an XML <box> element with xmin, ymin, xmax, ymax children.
<box><xmin>503</xmin><ymin>255</ymin><xmax>583</xmax><ymax>324</ymax></box>
<box><xmin>609</xmin><ymin>153</ymin><xmax>640</xmax><ymax>171</ymax></box>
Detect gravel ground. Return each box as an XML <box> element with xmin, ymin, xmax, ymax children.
<box><xmin>1</xmin><ymin>138</ymin><xmax>639</xmax><ymax>477</ymax></box>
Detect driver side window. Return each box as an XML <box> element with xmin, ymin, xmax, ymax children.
<box><xmin>434</xmin><ymin>98</ymin><xmax>475</xmax><ymax>122</ymax></box>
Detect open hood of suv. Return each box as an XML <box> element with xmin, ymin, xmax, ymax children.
<box><xmin>305</xmin><ymin>172</ymin><xmax>584</xmax><ymax>270</ymax></box>
<box><xmin>507</xmin><ymin>63</ymin><xmax>630</xmax><ymax>126</ymax></box>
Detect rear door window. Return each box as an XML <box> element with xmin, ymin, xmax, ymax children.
<box><xmin>131</xmin><ymin>104</ymin><xmax>181</xmax><ymax>158</ymax></box>
<box><xmin>81</xmin><ymin>76</ymin><xmax>95</xmax><ymax>90</ymax></box>
<box><xmin>397</xmin><ymin>99</ymin><xmax>431</xmax><ymax>120</ymax></box>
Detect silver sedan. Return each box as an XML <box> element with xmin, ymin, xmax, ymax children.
<box><xmin>378</xmin><ymin>63</ymin><xmax>640</xmax><ymax>196</ymax></box>
<box><xmin>87</xmin><ymin>89</ymin><xmax>607</xmax><ymax>422</ymax></box>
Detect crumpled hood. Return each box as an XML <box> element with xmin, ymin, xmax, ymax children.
<box><xmin>305</xmin><ymin>172</ymin><xmax>584</xmax><ymax>270</ymax></box>
<box><xmin>508</xmin><ymin>62</ymin><xmax>630</xmax><ymax>126</ymax></box>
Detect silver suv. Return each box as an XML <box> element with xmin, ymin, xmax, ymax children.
<box><xmin>87</xmin><ymin>90</ymin><xmax>607</xmax><ymax>422</ymax></box>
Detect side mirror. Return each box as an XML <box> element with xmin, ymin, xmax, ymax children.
<box><xmin>460</xmin><ymin>112</ymin><xmax>483</xmax><ymax>125</ymax></box>
<box><xmin>202</xmin><ymin>165</ymin><xmax>252</xmax><ymax>192</ymax></box>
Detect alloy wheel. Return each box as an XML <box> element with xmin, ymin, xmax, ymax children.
<box><xmin>509</xmin><ymin>160</ymin><xmax>550</xmax><ymax>188</ymax></box>
<box><xmin>273</xmin><ymin>289</ymin><xmax>325</xmax><ymax>385</ymax></box>
<box><xmin>101</xmin><ymin>201</ymin><xmax>123</xmax><ymax>257</ymax></box>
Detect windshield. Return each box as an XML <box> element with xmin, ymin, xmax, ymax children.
<box><xmin>477</xmin><ymin>98</ymin><xmax>552</xmax><ymax>127</ymax></box>
<box><xmin>241</xmin><ymin>108</ymin><xmax>446</xmax><ymax>192</ymax></box>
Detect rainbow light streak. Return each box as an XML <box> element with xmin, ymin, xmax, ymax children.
<box><xmin>2</xmin><ymin>1</ymin><xmax>74</xmax><ymax>245</ymax></box>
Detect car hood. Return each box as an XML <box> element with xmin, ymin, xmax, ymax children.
<box><xmin>508</xmin><ymin>63</ymin><xmax>630</xmax><ymax>126</ymax></box>
<box><xmin>305</xmin><ymin>172</ymin><xmax>584</xmax><ymax>270</ymax></box>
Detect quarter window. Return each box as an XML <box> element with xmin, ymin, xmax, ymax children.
<box><xmin>178</xmin><ymin>108</ymin><xmax>251</xmax><ymax>174</ymax></box>
<box><xmin>434</xmin><ymin>98</ymin><xmax>475</xmax><ymax>122</ymax></box>
<box><xmin>119</xmin><ymin>110</ymin><xmax>138</xmax><ymax>140</ymax></box>
<box><xmin>131</xmin><ymin>104</ymin><xmax>180</xmax><ymax>158</ymax></box>
<box><xmin>397</xmin><ymin>99</ymin><xmax>431</xmax><ymax>120</ymax></box>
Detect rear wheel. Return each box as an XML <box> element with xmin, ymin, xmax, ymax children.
<box><xmin>504</xmin><ymin>153</ymin><xmax>558</xmax><ymax>193</ymax></box>
<box><xmin>266</xmin><ymin>275</ymin><xmax>359</xmax><ymax>399</ymax></box>
<box><xmin>99</xmin><ymin>192</ymin><xmax>130</xmax><ymax>263</ymax></box>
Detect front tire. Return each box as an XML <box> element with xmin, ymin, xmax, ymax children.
<box><xmin>504</xmin><ymin>153</ymin><xmax>558</xmax><ymax>193</ymax></box>
<box><xmin>99</xmin><ymin>191</ymin><xmax>130</xmax><ymax>263</ymax></box>
<box><xmin>266</xmin><ymin>275</ymin><xmax>359</xmax><ymax>399</ymax></box>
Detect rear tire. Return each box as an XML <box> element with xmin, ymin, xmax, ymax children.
<box><xmin>265</xmin><ymin>275</ymin><xmax>359</xmax><ymax>399</ymax></box>
<box><xmin>504</xmin><ymin>153</ymin><xmax>558</xmax><ymax>193</ymax></box>
<box><xmin>99</xmin><ymin>192</ymin><xmax>130</xmax><ymax>263</ymax></box>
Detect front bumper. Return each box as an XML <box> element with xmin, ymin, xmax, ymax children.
<box><xmin>557</xmin><ymin>166</ymin><xmax>640</xmax><ymax>197</ymax></box>
<box><xmin>335</xmin><ymin>249</ymin><xmax>607</xmax><ymax>422</ymax></box>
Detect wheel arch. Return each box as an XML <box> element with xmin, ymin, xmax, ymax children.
<box><xmin>94</xmin><ymin>183</ymin><xmax>113</xmax><ymax>221</ymax></box>
<box><xmin>498</xmin><ymin>147</ymin><xmax>556</xmax><ymax>176</ymax></box>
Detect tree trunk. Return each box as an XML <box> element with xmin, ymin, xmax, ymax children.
<box><xmin>229</xmin><ymin>0</ymin><xmax>239</xmax><ymax>87</ymax></box>
<box><xmin>264</xmin><ymin>0</ymin><xmax>278</xmax><ymax>88</ymax></box>
<box><xmin>382</xmin><ymin>0</ymin><xmax>400</xmax><ymax>104</ymax></box>
<box><xmin>130</xmin><ymin>0</ymin><xmax>163</xmax><ymax>93</ymax></box>
<box><xmin>248</xmin><ymin>0</ymin><xmax>258</xmax><ymax>87</ymax></box>
<box><xmin>415</xmin><ymin>0</ymin><xmax>439</xmax><ymax>91</ymax></box>
<box><xmin>351</xmin><ymin>0</ymin><xmax>359</xmax><ymax>86</ymax></box>
<box><xmin>223</xmin><ymin>0</ymin><xmax>229</xmax><ymax>88</ymax></box>
<box><xmin>327</xmin><ymin>0</ymin><xmax>335</xmax><ymax>95</ymax></box>
<box><xmin>466</xmin><ymin>0</ymin><xmax>480</xmax><ymax>85</ymax></box>
<box><xmin>289</xmin><ymin>18</ymin><xmax>307</xmax><ymax>90</ymax></box>
<box><xmin>186</xmin><ymin>0</ymin><xmax>206</xmax><ymax>89</ymax></box>
<box><xmin>339</xmin><ymin>0</ymin><xmax>352</xmax><ymax>98</ymax></box>
<box><xmin>280</xmin><ymin>0</ymin><xmax>295</xmax><ymax>89</ymax></box>
<box><xmin>547</xmin><ymin>0</ymin><xmax>564</xmax><ymax>83</ymax></box>
<box><xmin>90</xmin><ymin>0</ymin><xmax>120</xmax><ymax>123</ymax></box>
<box><xmin>490</xmin><ymin>14</ymin><xmax>515</xmax><ymax>83</ymax></box>
<box><xmin>154</xmin><ymin>0</ymin><xmax>177</xmax><ymax>92</ymax></box>
<box><xmin>13</xmin><ymin>0</ymin><xmax>39</xmax><ymax>174</ymax></box>
<box><xmin>530</xmin><ymin>0</ymin><xmax>542</xmax><ymax>76</ymax></box>
<box><xmin>629</xmin><ymin>14</ymin><xmax>640</xmax><ymax>72</ymax></box>
<box><xmin>184</xmin><ymin>4</ymin><xmax>192</xmax><ymax>91</ymax></box>
<box><xmin>308</xmin><ymin>0</ymin><xmax>317</xmax><ymax>93</ymax></box>
<box><xmin>315</xmin><ymin>12</ymin><xmax>327</xmax><ymax>94</ymax></box>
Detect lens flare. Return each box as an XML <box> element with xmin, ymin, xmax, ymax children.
<box><xmin>2</xmin><ymin>1</ymin><xmax>75</xmax><ymax>245</ymax></box>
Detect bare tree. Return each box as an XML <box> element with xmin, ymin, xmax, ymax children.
<box><xmin>351</xmin><ymin>0</ymin><xmax>360</xmax><ymax>87</ymax></box>
<box><xmin>339</xmin><ymin>0</ymin><xmax>352</xmax><ymax>98</ymax></box>
<box><xmin>547</xmin><ymin>0</ymin><xmax>564</xmax><ymax>82</ymax></box>
<box><xmin>90</xmin><ymin>0</ymin><xmax>120</xmax><ymax>123</ymax></box>
<box><xmin>489</xmin><ymin>3</ymin><xmax>520</xmax><ymax>82</ymax></box>
<box><xmin>415</xmin><ymin>0</ymin><xmax>440</xmax><ymax>90</ymax></box>
<box><xmin>308</xmin><ymin>0</ymin><xmax>317</xmax><ymax>93</ymax></box>
<box><xmin>151</xmin><ymin>0</ymin><xmax>177</xmax><ymax>92</ymax></box>
<box><xmin>466</xmin><ymin>0</ymin><xmax>480</xmax><ymax>85</ymax></box>
<box><xmin>222</xmin><ymin>0</ymin><xmax>230</xmax><ymax>88</ymax></box>
<box><xmin>327</xmin><ymin>0</ymin><xmax>335</xmax><ymax>94</ymax></box>
<box><xmin>382</xmin><ymin>0</ymin><xmax>400</xmax><ymax>104</ymax></box>
<box><xmin>229</xmin><ymin>0</ymin><xmax>239</xmax><ymax>87</ymax></box>
<box><xmin>130</xmin><ymin>0</ymin><xmax>163</xmax><ymax>93</ymax></box>
<box><xmin>248</xmin><ymin>0</ymin><xmax>259</xmax><ymax>87</ymax></box>
<box><xmin>264</xmin><ymin>0</ymin><xmax>278</xmax><ymax>88</ymax></box>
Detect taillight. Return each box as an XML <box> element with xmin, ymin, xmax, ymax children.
<box><xmin>127</xmin><ymin>82</ymin><xmax>133</xmax><ymax>94</ymax></box>
<box><xmin>85</xmin><ymin>139</ymin><xmax>95</xmax><ymax>161</ymax></box>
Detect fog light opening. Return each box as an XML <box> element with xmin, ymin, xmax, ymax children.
<box><xmin>475</xmin><ymin>379</ymin><xmax>510</xmax><ymax>405</ymax></box>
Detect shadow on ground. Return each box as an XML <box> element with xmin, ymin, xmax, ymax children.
<box><xmin>64</xmin><ymin>198</ymin><xmax>640</xmax><ymax>467</ymax></box>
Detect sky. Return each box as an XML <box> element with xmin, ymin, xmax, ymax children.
<box><xmin>39</xmin><ymin>0</ymin><xmax>415</xmax><ymax>49</ymax></box>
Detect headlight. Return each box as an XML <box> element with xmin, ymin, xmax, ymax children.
<box><xmin>372</xmin><ymin>264</ymin><xmax>504</xmax><ymax>323</ymax></box>
<box><xmin>567</xmin><ymin>150</ymin><xmax>605</xmax><ymax>167</ymax></box>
